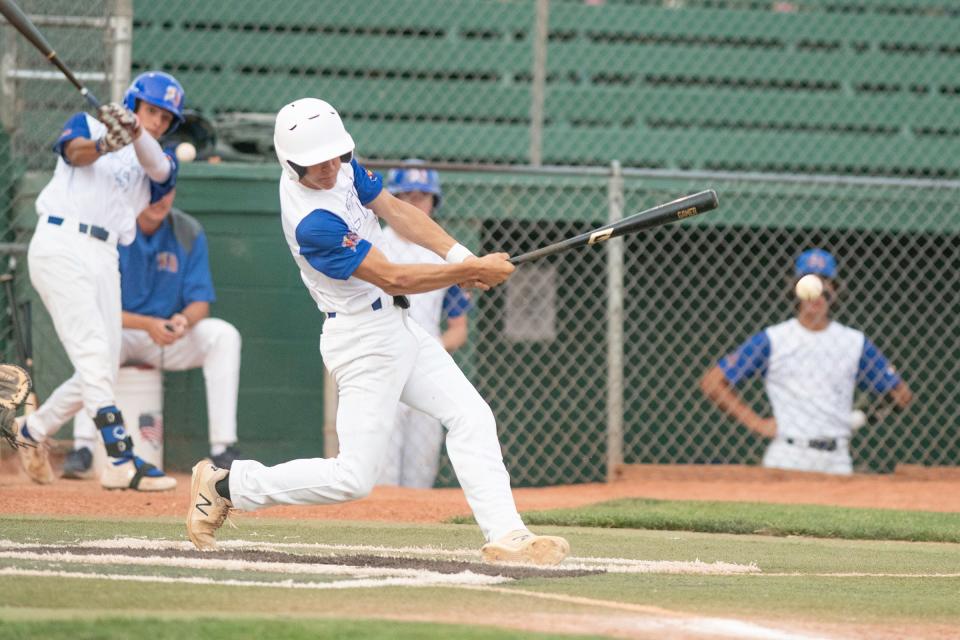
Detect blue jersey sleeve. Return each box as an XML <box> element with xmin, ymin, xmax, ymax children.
<box><xmin>350</xmin><ymin>159</ymin><xmax>383</xmax><ymax>205</ymax></box>
<box><xmin>718</xmin><ymin>331</ymin><xmax>771</xmax><ymax>385</ymax></box>
<box><xmin>295</xmin><ymin>209</ymin><xmax>372</xmax><ymax>280</ymax></box>
<box><xmin>52</xmin><ymin>112</ymin><xmax>92</xmax><ymax>164</ymax></box>
<box><xmin>857</xmin><ymin>337</ymin><xmax>901</xmax><ymax>394</ymax></box>
<box><xmin>149</xmin><ymin>150</ymin><xmax>179</xmax><ymax>203</ymax></box>
<box><xmin>442</xmin><ymin>285</ymin><xmax>473</xmax><ymax>319</ymax></box>
<box><xmin>181</xmin><ymin>231</ymin><xmax>216</xmax><ymax>306</ymax></box>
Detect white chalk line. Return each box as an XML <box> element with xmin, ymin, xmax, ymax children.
<box><xmin>460</xmin><ymin>585</ymin><xmax>831</xmax><ymax>640</ymax></box>
<box><xmin>0</xmin><ymin>550</ymin><xmax>482</xmax><ymax>580</ymax></box>
<box><xmin>0</xmin><ymin>566</ymin><xmax>508</xmax><ymax>589</ymax></box>
<box><xmin>0</xmin><ymin>538</ymin><xmax>758</xmax><ymax>575</ymax></box>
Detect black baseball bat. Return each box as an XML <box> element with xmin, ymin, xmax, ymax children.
<box><xmin>508</xmin><ymin>190</ymin><xmax>719</xmax><ymax>265</ymax></box>
<box><xmin>0</xmin><ymin>0</ymin><xmax>101</xmax><ymax>108</ymax></box>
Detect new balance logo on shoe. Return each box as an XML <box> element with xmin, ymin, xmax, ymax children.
<box><xmin>195</xmin><ymin>492</ymin><xmax>212</xmax><ymax>517</ymax></box>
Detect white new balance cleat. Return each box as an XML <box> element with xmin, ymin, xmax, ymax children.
<box><xmin>100</xmin><ymin>456</ymin><xmax>177</xmax><ymax>491</ymax></box>
<box><xmin>186</xmin><ymin>459</ymin><xmax>233</xmax><ymax>551</ymax></box>
<box><xmin>14</xmin><ymin>417</ymin><xmax>54</xmax><ymax>485</ymax></box>
<box><xmin>480</xmin><ymin>529</ymin><xmax>570</xmax><ymax>566</ymax></box>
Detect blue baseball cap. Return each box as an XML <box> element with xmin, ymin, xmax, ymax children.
<box><xmin>794</xmin><ymin>248</ymin><xmax>837</xmax><ymax>279</ymax></box>
<box><xmin>387</xmin><ymin>159</ymin><xmax>442</xmax><ymax>208</ymax></box>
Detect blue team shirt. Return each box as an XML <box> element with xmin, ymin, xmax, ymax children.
<box><xmin>294</xmin><ymin>159</ymin><xmax>382</xmax><ymax>280</ymax></box>
<box><xmin>719</xmin><ymin>330</ymin><xmax>901</xmax><ymax>394</ymax></box>
<box><xmin>119</xmin><ymin>209</ymin><xmax>216</xmax><ymax>318</ymax></box>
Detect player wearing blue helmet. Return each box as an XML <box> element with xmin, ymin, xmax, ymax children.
<box><xmin>14</xmin><ymin>71</ymin><xmax>186</xmax><ymax>491</ymax></box>
<box><xmin>123</xmin><ymin>71</ymin><xmax>186</xmax><ymax>135</ymax></box>
<box><xmin>700</xmin><ymin>248</ymin><xmax>913</xmax><ymax>474</ymax></box>
<box><xmin>377</xmin><ymin>162</ymin><xmax>472</xmax><ymax>488</ymax></box>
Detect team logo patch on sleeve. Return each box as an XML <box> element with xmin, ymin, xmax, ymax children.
<box><xmin>342</xmin><ymin>231</ymin><xmax>361</xmax><ymax>251</ymax></box>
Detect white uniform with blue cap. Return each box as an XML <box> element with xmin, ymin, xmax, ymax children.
<box><xmin>717</xmin><ymin>249</ymin><xmax>902</xmax><ymax>474</ymax></box>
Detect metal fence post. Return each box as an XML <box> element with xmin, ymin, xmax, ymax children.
<box><xmin>606</xmin><ymin>160</ymin><xmax>625</xmax><ymax>482</ymax></box>
<box><xmin>1</xmin><ymin>23</ymin><xmax>17</xmax><ymax>133</ymax></box>
<box><xmin>528</xmin><ymin>0</ymin><xmax>549</xmax><ymax>166</ymax></box>
<box><xmin>108</xmin><ymin>0</ymin><xmax>133</xmax><ymax>102</ymax></box>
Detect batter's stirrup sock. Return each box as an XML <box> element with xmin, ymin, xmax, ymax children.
<box><xmin>94</xmin><ymin>406</ymin><xmax>134</xmax><ymax>458</ymax></box>
<box><xmin>215</xmin><ymin>475</ymin><xmax>231</xmax><ymax>501</ymax></box>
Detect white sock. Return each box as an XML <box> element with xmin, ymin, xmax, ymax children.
<box><xmin>210</xmin><ymin>444</ymin><xmax>228</xmax><ymax>456</ymax></box>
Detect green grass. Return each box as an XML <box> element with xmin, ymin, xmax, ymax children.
<box><xmin>454</xmin><ymin>498</ymin><xmax>960</xmax><ymax>542</ymax></box>
<box><xmin>0</xmin><ymin>618</ymin><xmax>602</xmax><ymax>640</ymax></box>
<box><xmin>1</xmin><ymin>513</ymin><xmax>958</xmax><ymax>635</ymax></box>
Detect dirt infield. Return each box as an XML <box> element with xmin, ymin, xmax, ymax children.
<box><xmin>3</xmin><ymin>450</ymin><xmax>959</xmax><ymax>520</ymax></box>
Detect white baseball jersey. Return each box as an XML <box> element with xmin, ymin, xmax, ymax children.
<box><xmin>35</xmin><ymin>112</ymin><xmax>177</xmax><ymax>246</ymax></box>
<box><xmin>719</xmin><ymin>318</ymin><xmax>901</xmax><ymax>440</ymax></box>
<box><xmin>279</xmin><ymin>159</ymin><xmax>389</xmax><ymax>314</ymax></box>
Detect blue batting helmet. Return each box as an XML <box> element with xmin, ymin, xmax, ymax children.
<box><xmin>794</xmin><ymin>248</ymin><xmax>838</xmax><ymax>279</ymax></box>
<box><xmin>123</xmin><ymin>71</ymin><xmax>185</xmax><ymax>134</ymax></box>
<box><xmin>387</xmin><ymin>160</ymin><xmax>442</xmax><ymax>208</ymax></box>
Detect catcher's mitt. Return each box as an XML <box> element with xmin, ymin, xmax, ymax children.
<box><xmin>0</xmin><ymin>364</ymin><xmax>32</xmax><ymax>449</ymax></box>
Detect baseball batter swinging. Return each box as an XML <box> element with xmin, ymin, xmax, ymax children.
<box><xmin>14</xmin><ymin>71</ymin><xmax>184</xmax><ymax>491</ymax></box>
<box><xmin>187</xmin><ymin>98</ymin><xmax>570</xmax><ymax>565</ymax></box>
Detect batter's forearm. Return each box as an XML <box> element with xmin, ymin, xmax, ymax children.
<box><xmin>384</xmin><ymin>262</ymin><xmax>478</xmax><ymax>295</ymax></box>
<box><xmin>132</xmin><ymin>131</ymin><xmax>172</xmax><ymax>183</ymax></box>
<box><xmin>371</xmin><ymin>191</ymin><xmax>459</xmax><ymax>259</ymax></box>
<box><xmin>63</xmin><ymin>138</ymin><xmax>102</xmax><ymax>167</ymax></box>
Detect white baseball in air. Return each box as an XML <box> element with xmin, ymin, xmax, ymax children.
<box><xmin>175</xmin><ymin>142</ymin><xmax>197</xmax><ymax>163</ymax></box>
<box><xmin>850</xmin><ymin>409</ymin><xmax>867</xmax><ymax>430</ymax></box>
<box><xmin>795</xmin><ymin>274</ymin><xmax>823</xmax><ymax>301</ymax></box>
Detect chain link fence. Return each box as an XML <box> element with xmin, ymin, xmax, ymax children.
<box><xmin>417</xmin><ymin>167</ymin><xmax>958</xmax><ymax>485</ymax></box>
<box><xmin>1</xmin><ymin>1</ymin><xmax>957</xmax><ymax>483</ymax></box>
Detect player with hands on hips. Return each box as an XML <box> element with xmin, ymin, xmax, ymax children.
<box><xmin>700</xmin><ymin>248</ymin><xmax>913</xmax><ymax>475</ymax></box>
<box><xmin>187</xmin><ymin>98</ymin><xmax>569</xmax><ymax>565</ymax></box>
<box><xmin>15</xmin><ymin>71</ymin><xmax>185</xmax><ymax>491</ymax></box>
<box><xmin>377</xmin><ymin>161</ymin><xmax>473</xmax><ymax>488</ymax></box>
<box><xmin>63</xmin><ymin>188</ymin><xmax>243</xmax><ymax>479</ymax></box>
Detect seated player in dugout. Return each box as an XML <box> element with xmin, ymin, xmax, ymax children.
<box><xmin>62</xmin><ymin>188</ymin><xmax>242</xmax><ymax>478</ymax></box>
<box><xmin>700</xmin><ymin>248</ymin><xmax>912</xmax><ymax>475</ymax></box>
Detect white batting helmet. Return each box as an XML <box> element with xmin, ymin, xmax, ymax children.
<box><xmin>273</xmin><ymin>98</ymin><xmax>355</xmax><ymax>181</ymax></box>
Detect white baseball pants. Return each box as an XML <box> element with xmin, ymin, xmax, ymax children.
<box><xmin>73</xmin><ymin>319</ymin><xmax>242</xmax><ymax>447</ymax></box>
<box><xmin>229</xmin><ymin>304</ymin><xmax>526</xmax><ymax>542</ymax></box>
<box><xmin>763</xmin><ymin>438</ymin><xmax>853</xmax><ymax>475</ymax></box>
<box><xmin>25</xmin><ymin>219</ymin><xmax>122</xmax><ymax>438</ymax></box>
<box><xmin>378</xmin><ymin>402</ymin><xmax>444</xmax><ymax>488</ymax></box>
